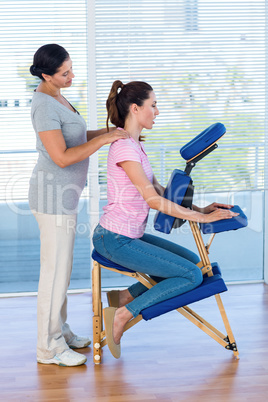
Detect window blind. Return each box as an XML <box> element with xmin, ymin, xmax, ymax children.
<box><xmin>95</xmin><ymin>0</ymin><xmax>266</xmax><ymax>198</ymax></box>
<box><xmin>0</xmin><ymin>0</ymin><xmax>88</xmax><ymax>202</ymax></box>
<box><xmin>0</xmin><ymin>1</ymin><xmax>266</xmax><ymax>202</ymax></box>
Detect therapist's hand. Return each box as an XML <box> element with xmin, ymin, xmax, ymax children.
<box><xmin>103</xmin><ymin>128</ymin><xmax>130</xmax><ymax>144</ymax></box>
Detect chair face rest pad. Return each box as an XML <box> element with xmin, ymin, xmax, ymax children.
<box><xmin>180</xmin><ymin>122</ymin><xmax>226</xmax><ymax>161</ymax></box>
<box><xmin>200</xmin><ymin>205</ymin><xmax>248</xmax><ymax>234</ymax></box>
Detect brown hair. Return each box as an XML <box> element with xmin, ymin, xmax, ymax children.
<box><xmin>106</xmin><ymin>80</ymin><xmax>153</xmax><ymax>141</ymax></box>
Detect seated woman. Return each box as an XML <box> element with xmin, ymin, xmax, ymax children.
<box><xmin>92</xmin><ymin>80</ymin><xmax>238</xmax><ymax>358</ymax></box>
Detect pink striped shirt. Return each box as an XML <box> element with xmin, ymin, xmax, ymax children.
<box><xmin>100</xmin><ymin>137</ymin><xmax>153</xmax><ymax>238</ymax></box>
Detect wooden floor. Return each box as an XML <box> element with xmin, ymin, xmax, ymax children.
<box><xmin>1</xmin><ymin>283</ymin><xmax>268</xmax><ymax>402</ymax></box>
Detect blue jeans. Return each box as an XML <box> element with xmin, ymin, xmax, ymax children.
<box><xmin>93</xmin><ymin>224</ymin><xmax>203</xmax><ymax>318</ymax></box>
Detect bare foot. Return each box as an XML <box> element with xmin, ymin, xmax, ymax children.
<box><xmin>118</xmin><ymin>289</ymin><xmax>134</xmax><ymax>307</ymax></box>
<box><xmin>113</xmin><ymin>307</ymin><xmax>133</xmax><ymax>344</ymax></box>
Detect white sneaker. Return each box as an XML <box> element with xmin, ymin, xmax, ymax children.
<box><xmin>67</xmin><ymin>335</ymin><xmax>91</xmax><ymax>349</ymax></box>
<box><xmin>37</xmin><ymin>349</ymin><xmax>87</xmax><ymax>366</ymax></box>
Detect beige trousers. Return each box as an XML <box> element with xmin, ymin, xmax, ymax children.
<box><xmin>33</xmin><ymin>211</ymin><xmax>77</xmax><ymax>360</ymax></box>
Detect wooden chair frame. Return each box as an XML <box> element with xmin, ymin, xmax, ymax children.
<box><xmin>92</xmin><ymin>221</ymin><xmax>239</xmax><ymax>364</ymax></box>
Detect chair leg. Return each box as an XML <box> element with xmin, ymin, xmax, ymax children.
<box><xmin>189</xmin><ymin>221</ymin><xmax>239</xmax><ymax>358</ymax></box>
<box><xmin>214</xmin><ymin>294</ymin><xmax>239</xmax><ymax>359</ymax></box>
<box><xmin>92</xmin><ymin>260</ymin><xmax>102</xmax><ymax>364</ymax></box>
<box><xmin>91</xmin><ymin>257</ymin><xmax>239</xmax><ymax>362</ymax></box>
<box><xmin>91</xmin><ymin>260</ymin><xmax>154</xmax><ymax>363</ymax></box>
<box><xmin>178</xmin><ymin>306</ymin><xmax>229</xmax><ymax>348</ymax></box>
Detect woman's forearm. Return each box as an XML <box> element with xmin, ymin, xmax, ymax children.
<box><xmin>60</xmin><ymin>135</ymin><xmax>108</xmax><ymax>167</ymax></box>
<box><xmin>117</xmin><ymin>161</ymin><xmax>237</xmax><ymax>224</ymax></box>
<box><xmin>53</xmin><ymin>130</ymin><xmax>129</xmax><ymax>168</ymax></box>
<box><xmin>148</xmin><ymin>196</ymin><xmax>205</xmax><ymax>223</ymax></box>
<box><xmin>192</xmin><ymin>204</ymin><xmax>202</xmax><ymax>213</ymax></box>
<box><xmin>87</xmin><ymin>128</ymin><xmax>107</xmax><ymax>141</ymax></box>
<box><xmin>152</xmin><ymin>175</ymin><xmax>165</xmax><ymax>196</ymax></box>
<box><xmin>148</xmin><ymin>196</ymin><xmax>237</xmax><ymax>223</ymax></box>
<box><xmin>87</xmin><ymin>126</ymin><xmax>115</xmax><ymax>141</ymax></box>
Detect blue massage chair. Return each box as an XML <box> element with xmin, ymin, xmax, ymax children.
<box><xmin>91</xmin><ymin>123</ymin><xmax>248</xmax><ymax>364</ymax></box>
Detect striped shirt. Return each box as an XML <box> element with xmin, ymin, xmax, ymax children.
<box><xmin>100</xmin><ymin>137</ymin><xmax>153</xmax><ymax>238</ymax></box>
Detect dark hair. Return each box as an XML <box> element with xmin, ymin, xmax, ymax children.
<box><xmin>30</xmin><ymin>44</ymin><xmax>70</xmax><ymax>80</ymax></box>
<box><xmin>106</xmin><ymin>80</ymin><xmax>153</xmax><ymax>139</ymax></box>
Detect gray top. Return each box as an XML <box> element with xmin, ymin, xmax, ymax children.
<box><xmin>28</xmin><ymin>91</ymin><xmax>89</xmax><ymax>215</ymax></box>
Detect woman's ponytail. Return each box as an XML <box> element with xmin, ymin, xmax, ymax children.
<box><xmin>106</xmin><ymin>80</ymin><xmax>125</xmax><ymax>131</ymax></box>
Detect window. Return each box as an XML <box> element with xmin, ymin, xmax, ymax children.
<box><xmin>0</xmin><ymin>0</ymin><xmax>89</xmax><ymax>293</ymax></box>
<box><xmin>95</xmin><ymin>0</ymin><xmax>265</xmax><ymax>196</ymax></box>
<box><xmin>0</xmin><ymin>0</ymin><xmax>266</xmax><ymax>293</ymax></box>
<box><xmin>95</xmin><ymin>0</ymin><xmax>265</xmax><ymax>284</ymax></box>
<box><xmin>184</xmin><ymin>0</ymin><xmax>199</xmax><ymax>32</ymax></box>
<box><xmin>0</xmin><ymin>100</ymin><xmax>8</xmax><ymax>107</ymax></box>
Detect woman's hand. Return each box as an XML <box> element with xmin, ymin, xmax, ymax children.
<box><xmin>102</xmin><ymin>128</ymin><xmax>130</xmax><ymax>145</ymax></box>
<box><xmin>201</xmin><ymin>207</ymin><xmax>239</xmax><ymax>223</ymax></box>
<box><xmin>200</xmin><ymin>202</ymin><xmax>234</xmax><ymax>214</ymax></box>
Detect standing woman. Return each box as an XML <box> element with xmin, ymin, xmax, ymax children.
<box><xmin>29</xmin><ymin>44</ymin><xmax>128</xmax><ymax>367</ymax></box>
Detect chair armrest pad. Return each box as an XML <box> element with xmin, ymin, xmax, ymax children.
<box><xmin>200</xmin><ymin>205</ymin><xmax>248</xmax><ymax>234</ymax></box>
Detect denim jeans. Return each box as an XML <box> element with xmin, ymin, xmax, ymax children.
<box><xmin>93</xmin><ymin>224</ymin><xmax>203</xmax><ymax>318</ymax></box>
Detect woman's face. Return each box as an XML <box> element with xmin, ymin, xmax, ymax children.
<box><xmin>46</xmin><ymin>57</ymin><xmax>75</xmax><ymax>88</ymax></box>
<box><xmin>136</xmin><ymin>91</ymin><xmax>159</xmax><ymax>130</ymax></box>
